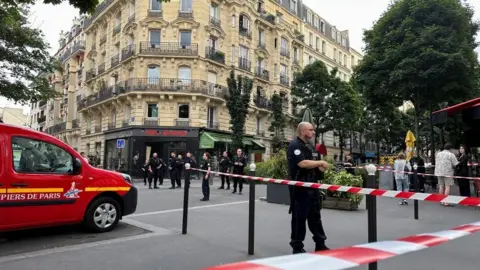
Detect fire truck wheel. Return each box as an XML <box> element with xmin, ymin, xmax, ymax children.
<box><xmin>85</xmin><ymin>197</ymin><xmax>121</xmax><ymax>233</ymax></box>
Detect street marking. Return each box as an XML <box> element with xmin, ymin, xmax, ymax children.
<box><xmin>0</xmin><ymin>222</ymin><xmax>172</xmax><ymax>264</ymax></box>
<box><xmin>129</xmin><ymin>200</ymin><xmax>255</xmax><ymax>218</ymax></box>
<box><xmin>122</xmin><ymin>218</ymin><xmax>173</xmax><ymax>234</ymax></box>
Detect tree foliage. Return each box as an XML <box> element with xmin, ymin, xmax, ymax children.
<box><xmin>292</xmin><ymin>61</ymin><xmax>336</xmax><ymax>140</ymax></box>
<box><xmin>328</xmin><ymin>77</ymin><xmax>363</xmax><ymax>158</ymax></box>
<box><xmin>268</xmin><ymin>93</ymin><xmax>286</xmax><ymax>152</ymax></box>
<box><xmin>226</xmin><ymin>70</ymin><xmax>253</xmax><ymax>148</ymax></box>
<box><xmin>356</xmin><ymin>0</ymin><xmax>479</xmax><ymax>149</ymax></box>
<box><xmin>0</xmin><ymin>3</ymin><xmax>60</xmax><ymax>104</ymax></box>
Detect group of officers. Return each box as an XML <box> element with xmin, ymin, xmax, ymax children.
<box><xmin>142</xmin><ymin>149</ymin><xmax>249</xmax><ymax>195</ymax></box>
<box><xmin>142</xmin><ymin>151</ymin><xmax>195</xmax><ymax>190</ymax></box>
<box><xmin>142</xmin><ymin>122</ymin><xmax>330</xmax><ymax>254</ymax></box>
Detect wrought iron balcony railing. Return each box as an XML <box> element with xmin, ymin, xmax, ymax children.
<box><xmin>121</xmin><ymin>44</ymin><xmax>135</xmax><ymax>61</ymax></box>
<box><xmin>255</xmin><ymin>67</ymin><xmax>269</xmax><ymax>81</ymax></box>
<box><xmin>238</xmin><ymin>57</ymin><xmax>251</xmax><ymax>72</ymax></box>
<box><xmin>139</xmin><ymin>42</ymin><xmax>198</xmax><ymax>56</ymax></box>
<box><xmin>205</xmin><ymin>47</ymin><xmax>225</xmax><ymax>64</ymax></box>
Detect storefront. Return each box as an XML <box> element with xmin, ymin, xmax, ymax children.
<box><xmin>199</xmin><ymin>130</ymin><xmax>266</xmax><ymax>168</ymax></box>
<box><xmin>104</xmin><ymin>127</ymin><xmax>200</xmax><ymax>178</ymax></box>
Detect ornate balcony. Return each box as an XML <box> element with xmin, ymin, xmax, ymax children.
<box><xmin>205</xmin><ymin>47</ymin><xmax>225</xmax><ymax>64</ymax></box>
<box><xmin>121</xmin><ymin>44</ymin><xmax>135</xmax><ymax>61</ymax></box>
<box><xmin>111</xmin><ymin>54</ymin><xmax>120</xmax><ymax>68</ymax></box>
<box><xmin>97</xmin><ymin>63</ymin><xmax>105</xmax><ymax>74</ymax></box>
<box><xmin>38</xmin><ymin>115</ymin><xmax>46</xmax><ymax>124</ymax></box>
<box><xmin>239</xmin><ymin>27</ymin><xmax>252</xmax><ymax>38</ymax></box>
<box><xmin>175</xmin><ymin>119</ymin><xmax>190</xmax><ymax>127</ymax></box>
<box><xmin>280</xmin><ymin>75</ymin><xmax>290</xmax><ymax>87</ymax></box>
<box><xmin>254</xmin><ymin>95</ymin><xmax>271</xmax><ymax>110</ymax></box>
<box><xmin>255</xmin><ymin>67</ymin><xmax>269</xmax><ymax>81</ymax></box>
<box><xmin>79</xmin><ymin>78</ymin><xmax>229</xmax><ymax>110</ymax></box>
<box><xmin>178</xmin><ymin>10</ymin><xmax>193</xmax><ymax>19</ymax></box>
<box><xmin>148</xmin><ymin>9</ymin><xmax>163</xmax><ymax>17</ymax></box>
<box><xmin>139</xmin><ymin>42</ymin><xmax>198</xmax><ymax>56</ymax></box>
<box><xmin>210</xmin><ymin>16</ymin><xmax>220</xmax><ymax>27</ymax></box>
<box><xmin>238</xmin><ymin>57</ymin><xmax>251</xmax><ymax>72</ymax></box>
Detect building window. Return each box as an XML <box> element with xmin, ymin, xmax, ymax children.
<box><xmin>314</xmin><ymin>17</ymin><xmax>319</xmax><ymax>28</ymax></box>
<box><xmin>239</xmin><ymin>14</ymin><xmax>250</xmax><ymax>31</ymax></box>
<box><xmin>239</xmin><ymin>45</ymin><xmax>249</xmax><ymax>60</ymax></box>
<box><xmin>280</xmin><ymin>37</ymin><xmax>288</xmax><ymax>56</ymax></box>
<box><xmin>293</xmin><ymin>47</ymin><xmax>298</xmax><ymax>62</ymax></box>
<box><xmin>231</xmin><ymin>45</ymin><xmax>235</xmax><ymax>64</ymax></box>
<box><xmin>210</xmin><ymin>4</ymin><xmax>219</xmax><ymax>19</ymax></box>
<box><xmin>309</xmin><ymin>33</ymin><xmax>313</xmax><ymax>46</ymax></box>
<box><xmin>321</xmin><ymin>21</ymin><xmax>325</xmax><ymax>33</ymax></box>
<box><xmin>180</xmin><ymin>0</ymin><xmax>192</xmax><ymax>11</ymax></box>
<box><xmin>333</xmin><ymin>48</ymin><xmax>337</xmax><ymax>61</ymax></box>
<box><xmin>316</xmin><ymin>37</ymin><xmax>320</xmax><ymax>50</ymax></box>
<box><xmin>147</xmin><ymin>65</ymin><xmax>160</xmax><ymax>84</ymax></box>
<box><xmin>258</xmin><ymin>30</ymin><xmax>265</xmax><ymax>46</ymax></box>
<box><xmin>344</xmin><ymin>55</ymin><xmax>347</xmax><ymax>66</ymax></box>
<box><xmin>280</xmin><ymin>64</ymin><xmax>287</xmax><ymax>77</ymax></box>
<box><xmin>178</xmin><ymin>66</ymin><xmax>191</xmax><ymax>83</ymax></box>
<box><xmin>150</xmin><ymin>0</ymin><xmax>161</xmax><ymax>10</ymax></box>
<box><xmin>256</xmin><ymin>117</ymin><xmax>262</xmax><ymax>131</ymax></box>
<box><xmin>208</xmin><ymin>107</ymin><xmax>216</xmax><ymax>123</ymax></box>
<box><xmin>149</xmin><ymin>30</ymin><xmax>161</xmax><ymax>46</ymax></box>
<box><xmin>351</xmin><ymin>56</ymin><xmax>355</xmax><ymax>67</ymax></box>
<box><xmin>339</xmin><ymin>51</ymin><xmax>343</xmax><ymax>64</ymax></box>
<box><xmin>178</xmin><ymin>104</ymin><xmax>190</xmax><ymax>119</ymax></box>
<box><xmin>322</xmin><ymin>41</ymin><xmax>326</xmax><ymax>54</ymax></box>
<box><xmin>331</xmin><ymin>28</ymin><xmax>336</xmax><ymax>39</ymax></box>
<box><xmin>147</xmin><ymin>104</ymin><xmax>158</xmax><ymax>118</ymax></box>
<box><xmin>307</xmin><ymin>10</ymin><xmax>311</xmax><ymax>24</ymax></box>
<box><xmin>289</xmin><ymin>0</ymin><xmax>297</xmax><ymax>13</ymax></box>
<box><xmin>180</xmin><ymin>31</ymin><xmax>191</xmax><ymax>47</ymax></box>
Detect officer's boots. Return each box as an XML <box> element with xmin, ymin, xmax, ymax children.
<box><xmin>315</xmin><ymin>242</ymin><xmax>330</xmax><ymax>252</ymax></box>
<box><xmin>292</xmin><ymin>248</ymin><xmax>306</xmax><ymax>254</ymax></box>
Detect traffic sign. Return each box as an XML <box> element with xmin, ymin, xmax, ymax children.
<box><xmin>116</xmin><ymin>139</ymin><xmax>125</xmax><ymax>149</ymax></box>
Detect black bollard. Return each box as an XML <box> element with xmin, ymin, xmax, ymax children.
<box><xmin>182</xmin><ymin>163</ymin><xmax>191</xmax><ymax>235</ymax></box>
<box><xmin>413</xmin><ymin>165</ymin><xmax>419</xmax><ymax>220</ymax></box>
<box><xmin>366</xmin><ymin>164</ymin><xmax>378</xmax><ymax>270</ymax></box>
<box><xmin>248</xmin><ymin>163</ymin><xmax>256</xmax><ymax>255</ymax></box>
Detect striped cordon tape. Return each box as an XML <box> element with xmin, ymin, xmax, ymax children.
<box><xmin>202</xmin><ymin>221</ymin><xmax>480</xmax><ymax>270</ymax></box>
<box><xmin>189</xmin><ymin>168</ymin><xmax>480</xmax><ymax>206</ymax></box>
<box><xmin>368</xmin><ymin>166</ymin><xmax>480</xmax><ymax>182</ymax></box>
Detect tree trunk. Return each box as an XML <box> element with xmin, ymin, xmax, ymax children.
<box><xmin>339</xmin><ymin>132</ymin><xmax>344</xmax><ymax>161</ymax></box>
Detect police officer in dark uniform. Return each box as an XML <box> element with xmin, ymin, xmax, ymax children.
<box><xmin>218</xmin><ymin>151</ymin><xmax>231</xmax><ymax>190</ymax></box>
<box><xmin>168</xmin><ymin>151</ymin><xmax>177</xmax><ymax>189</ymax></box>
<box><xmin>232</xmin><ymin>149</ymin><xmax>247</xmax><ymax>195</ymax></box>
<box><xmin>148</xmin><ymin>153</ymin><xmax>161</xmax><ymax>189</ymax></box>
<box><xmin>287</xmin><ymin>122</ymin><xmax>330</xmax><ymax>254</ymax></box>
<box><xmin>200</xmin><ymin>152</ymin><xmax>211</xmax><ymax>201</ymax></box>
<box><xmin>174</xmin><ymin>154</ymin><xmax>185</xmax><ymax>188</ymax></box>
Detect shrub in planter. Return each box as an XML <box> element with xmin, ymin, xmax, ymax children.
<box><xmin>323</xmin><ymin>170</ymin><xmax>364</xmax><ymax>206</ymax></box>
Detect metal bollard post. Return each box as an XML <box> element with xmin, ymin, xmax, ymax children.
<box><xmin>365</xmin><ymin>164</ymin><xmax>378</xmax><ymax>270</ymax></box>
<box><xmin>413</xmin><ymin>164</ymin><xmax>419</xmax><ymax>220</ymax></box>
<box><xmin>182</xmin><ymin>163</ymin><xmax>191</xmax><ymax>235</ymax></box>
<box><xmin>248</xmin><ymin>162</ymin><xmax>256</xmax><ymax>255</ymax></box>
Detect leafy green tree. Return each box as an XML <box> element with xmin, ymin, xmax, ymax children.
<box><xmin>226</xmin><ymin>70</ymin><xmax>253</xmax><ymax>148</ymax></box>
<box><xmin>328</xmin><ymin>76</ymin><xmax>363</xmax><ymax>160</ymax></box>
<box><xmin>292</xmin><ymin>61</ymin><xmax>336</xmax><ymax>143</ymax></box>
<box><xmin>269</xmin><ymin>93</ymin><xmax>286</xmax><ymax>152</ymax></box>
<box><xmin>356</xmin><ymin>0</ymin><xmax>480</xmax><ymax>149</ymax></box>
<box><xmin>0</xmin><ymin>3</ymin><xmax>60</xmax><ymax>104</ymax></box>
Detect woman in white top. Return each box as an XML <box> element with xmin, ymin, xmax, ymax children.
<box><xmin>394</xmin><ymin>152</ymin><xmax>412</xmax><ymax>205</ymax></box>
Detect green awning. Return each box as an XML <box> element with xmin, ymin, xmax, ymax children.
<box><xmin>199</xmin><ymin>131</ymin><xmax>266</xmax><ymax>152</ymax></box>
<box><xmin>200</xmin><ymin>131</ymin><xmax>232</xmax><ymax>149</ymax></box>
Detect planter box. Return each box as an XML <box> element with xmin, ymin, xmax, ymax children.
<box><xmin>322</xmin><ymin>196</ymin><xmax>358</xmax><ymax>211</ymax></box>
<box><xmin>266</xmin><ymin>183</ymin><xmax>291</xmax><ymax>205</ymax></box>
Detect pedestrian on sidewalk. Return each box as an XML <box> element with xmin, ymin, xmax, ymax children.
<box><xmin>435</xmin><ymin>143</ymin><xmax>459</xmax><ymax>206</ymax></box>
<box><xmin>394</xmin><ymin>152</ymin><xmax>411</xmax><ymax>205</ymax></box>
<box><xmin>174</xmin><ymin>154</ymin><xmax>184</xmax><ymax>188</ymax></box>
<box><xmin>218</xmin><ymin>151</ymin><xmax>231</xmax><ymax>190</ymax></box>
<box><xmin>456</xmin><ymin>145</ymin><xmax>470</xmax><ymax>197</ymax></box>
<box><xmin>200</xmin><ymin>152</ymin><xmax>211</xmax><ymax>201</ymax></box>
<box><xmin>157</xmin><ymin>158</ymin><xmax>166</xmax><ymax>186</ymax></box>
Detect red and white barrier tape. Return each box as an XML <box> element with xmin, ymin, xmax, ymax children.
<box><xmin>370</xmin><ymin>166</ymin><xmax>480</xmax><ymax>181</ymax></box>
<box><xmin>189</xmin><ymin>168</ymin><xmax>480</xmax><ymax>206</ymax></box>
<box><xmin>202</xmin><ymin>221</ymin><xmax>480</xmax><ymax>270</ymax></box>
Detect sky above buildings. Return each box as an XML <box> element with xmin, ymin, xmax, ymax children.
<box><xmin>1</xmin><ymin>0</ymin><xmax>479</xmax><ymax>112</ymax></box>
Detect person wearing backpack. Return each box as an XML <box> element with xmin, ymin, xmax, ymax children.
<box><xmin>394</xmin><ymin>152</ymin><xmax>412</xmax><ymax>205</ymax></box>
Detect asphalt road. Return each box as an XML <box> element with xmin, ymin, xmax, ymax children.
<box><xmin>1</xmin><ymin>178</ymin><xmax>480</xmax><ymax>270</ymax></box>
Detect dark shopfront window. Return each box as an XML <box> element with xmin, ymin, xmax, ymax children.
<box><xmin>105</xmin><ymin>138</ymin><xmax>130</xmax><ymax>173</ymax></box>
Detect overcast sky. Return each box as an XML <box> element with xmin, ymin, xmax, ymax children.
<box><xmin>2</xmin><ymin>0</ymin><xmax>480</xmax><ymax>113</ymax></box>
